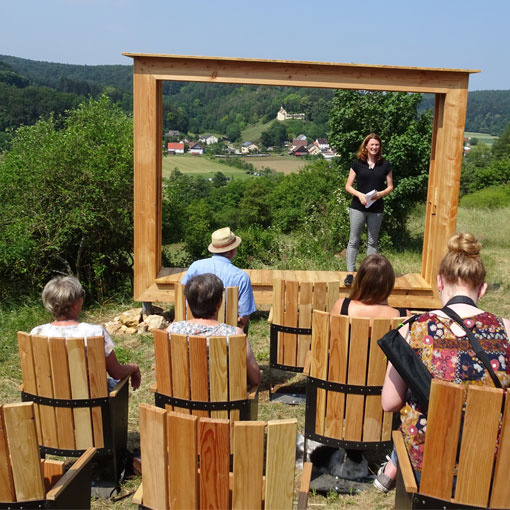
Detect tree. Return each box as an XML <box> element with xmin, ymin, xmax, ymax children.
<box><xmin>491</xmin><ymin>122</ymin><xmax>510</xmax><ymax>159</ymax></box>
<box><xmin>0</xmin><ymin>95</ymin><xmax>133</xmax><ymax>299</ymax></box>
<box><xmin>328</xmin><ymin>90</ymin><xmax>433</xmax><ymax>242</ymax></box>
<box><xmin>260</xmin><ymin>121</ymin><xmax>288</xmax><ymax>147</ymax></box>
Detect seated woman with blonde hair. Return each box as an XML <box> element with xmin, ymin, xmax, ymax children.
<box><xmin>31</xmin><ymin>275</ymin><xmax>141</xmax><ymax>391</ymax></box>
<box><xmin>168</xmin><ymin>273</ymin><xmax>262</xmax><ymax>387</ymax></box>
<box><xmin>380</xmin><ymin>232</ymin><xmax>510</xmax><ymax>491</ymax></box>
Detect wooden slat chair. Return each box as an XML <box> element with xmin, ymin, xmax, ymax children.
<box><xmin>0</xmin><ymin>401</ymin><xmax>95</xmax><ymax>509</ymax></box>
<box><xmin>133</xmin><ymin>404</ymin><xmax>312</xmax><ymax>510</ymax></box>
<box><xmin>174</xmin><ymin>283</ymin><xmax>239</xmax><ymax>327</ymax></box>
<box><xmin>17</xmin><ymin>332</ymin><xmax>129</xmax><ymax>497</ymax></box>
<box><xmin>304</xmin><ymin>310</ymin><xmax>400</xmax><ymax>456</ymax></box>
<box><xmin>394</xmin><ymin>380</ymin><xmax>510</xmax><ymax>510</ymax></box>
<box><xmin>153</xmin><ymin>329</ymin><xmax>258</xmax><ymax>423</ymax></box>
<box><xmin>269</xmin><ymin>278</ymin><xmax>340</xmax><ymax>400</ymax></box>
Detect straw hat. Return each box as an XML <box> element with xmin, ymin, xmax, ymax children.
<box><xmin>208</xmin><ymin>227</ymin><xmax>242</xmax><ymax>253</ymax></box>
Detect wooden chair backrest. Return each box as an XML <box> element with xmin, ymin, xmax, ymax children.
<box><xmin>272</xmin><ymin>279</ymin><xmax>339</xmax><ymax>368</ymax></box>
<box><xmin>17</xmin><ymin>332</ymin><xmax>108</xmax><ymax>451</ymax></box>
<box><xmin>309</xmin><ymin>310</ymin><xmax>401</xmax><ymax>444</ymax></box>
<box><xmin>418</xmin><ymin>380</ymin><xmax>510</xmax><ymax>508</ymax></box>
<box><xmin>139</xmin><ymin>404</ymin><xmax>298</xmax><ymax>509</ymax></box>
<box><xmin>174</xmin><ymin>283</ymin><xmax>239</xmax><ymax>327</ymax></box>
<box><xmin>153</xmin><ymin>329</ymin><xmax>248</xmax><ymax>421</ymax></box>
<box><xmin>0</xmin><ymin>401</ymin><xmax>65</xmax><ymax>502</ymax></box>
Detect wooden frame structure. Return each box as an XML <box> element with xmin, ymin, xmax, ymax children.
<box><xmin>123</xmin><ymin>53</ymin><xmax>479</xmax><ymax>307</ymax></box>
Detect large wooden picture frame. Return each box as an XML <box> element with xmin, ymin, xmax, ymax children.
<box><xmin>123</xmin><ymin>53</ymin><xmax>478</xmax><ymax>306</ymax></box>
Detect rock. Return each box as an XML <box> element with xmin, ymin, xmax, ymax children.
<box><xmin>105</xmin><ymin>322</ymin><xmax>123</xmax><ymax>335</ymax></box>
<box><xmin>144</xmin><ymin>314</ymin><xmax>169</xmax><ymax>332</ymax></box>
<box><xmin>125</xmin><ymin>327</ymin><xmax>138</xmax><ymax>335</ymax></box>
<box><xmin>137</xmin><ymin>323</ymin><xmax>149</xmax><ymax>334</ymax></box>
<box><xmin>119</xmin><ymin>308</ymin><xmax>142</xmax><ymax>328</ymax></box>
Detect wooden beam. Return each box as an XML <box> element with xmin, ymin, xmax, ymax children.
<box><xmin>123</xmin><ymin>53</ymin><xmax>478</xmax><ymax>94</ymax></box>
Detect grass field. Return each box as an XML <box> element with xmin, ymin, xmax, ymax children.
<box><xmin>162</xmin><ymin>152</ymin><xmax>308</xmax><ymax>178</ymax></box>
<box><xmin>1</xmin><ymin>204</ymin><xmax>509</xmax><ymax>509</ymax></box>
<box><xmin>465</xmin><ymin>131</ymin><xmax>499</xmax><ymax>146</ymax></box>
<box><xmin>241</xmin><ymin>120</ymin><xmax>272</xmax><ymax>143</ymax></box>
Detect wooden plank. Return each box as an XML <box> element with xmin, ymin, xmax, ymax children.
<box><xmin>169</xmin><ymin>333</ymin><xmax>190</xmax><ymax>414</ymax></box>
<box><xmin>167</xmin><ymin>411</ymin><xmax>198</xmax><ymax>510</ymax></box>
<box><xmin>199</xmin><ymin>418</ymin><xmax>230</xmax><ymax>510</ymax></box>
<box><xmin>454</xmin><ymin>385</ymin><xmax>502</xmax><ymax>507</ymax></box>
<box><xmin>297</xmin><ymin>281</ymin><xmax>312</xmax><ymax>367</ymax></box>
<box><xmin>310</xmin><ymin>311</ymin><xmax>330</xmax><ymax>436</ymax></box>
<box><xmin>87</xmin><ymin>336</ymin><xmax>108</xmax><ymax>449</ymax></box>
<box><xmin>392</xmin><ymin>431</ymin><xmax>417</xmax><ymax>493</ymax></box>
<box><xmin>265</xmin><ymin>419</ymin><xmax>296</xmax><ymax>509</ymax></box>
<box><xmin>139</xmin><ymin>403</ymin><xmax>168</xmax><ymax>510</ymax></box>
<box><xmin>31</xmin><ymin>335</ymin><xmax>59</xmax><ymax>449</ymax></box>
<box><xmin>225</xmin><ymin>286</ymin><xmax>238</xmax><ymax>327</ymax></box>
<box><xmin>41</xmin><ymin>459</ymin><xmax>64</xmax><ymax>493</ymax></box>
<box><xmin>153</xmin><ymin>328</ymin><xmax>172</xmax><ymax>396</ymax></box>
<box><xmin>174</xmin><ymin>283</ymin><xmax>186</xmax><ymax>321</ymax></box>
<box><xmin>282</xmin><ymin>280</ymin><xmax>299</xmax><ymax>367</ymax></box>
<box><xmin>48</xmin><ymin>337</ymin><xmax>75</xmax><ymax>450</ymax></box>
<box><xmin>232</xmin><ymin>421</ymin><xmax>265</xmax><ymax>509</ymax></box>
<box><xmin>312</xmin><ymin>281</ymin><xmax>327</xmax><ymax>311</ymax></box>
<box><xmin>188</xmin><ymin>336</ymin><xmax>210</xmax><ymax>418</ymax></box>
<box><xmin>218</xmin><ymin>289</ymin><xmax>226</xmax><ymax>324</ymax></box>
<box><xmin>325</xmin><ymin>314</ymin><xmax>349</xmax><ymax>439</ymax></box>
<box><xmin>420</xmin><ymin>380</ymin><xmax>463</xmax><ymax>500</ymax></box>
<box><xmin>326</xmin><ymin>281</ymin><xmax>340</xmax><ymax>312</ymax></box>
<box><xmin>490</xmin><ymin>390</ymin><xmax>510</xmax><ymax>508</ymax></box>
<box><xmin>209</xmin><ymin>336</ymin><xmax>228</xmax><ymax>419</ymax></box>
<box><xmin>272</xmin><ymin>279</ymin><xmax>284</xmax><ymax>364</ymax></box>
<box><xmin>228</xmin><ymin>335</ymin><xmax>247</xmax><ymax>426</ymax></box>
<box><xmin>67</xmin><ymin>337</ymin><xmax>93</xmax><ymax>449</ymax></box>
<box><xmin>4</xmin><ymin>402</ymin><xmax>45</xmax><ymax>501</ymax></box>
<box><xmin>363</xmin><ymin>319</ymin><xmax>392</xmax><ymax>441</ymax></box>
<box><xmin>0</xmin><ymin>406</ymin><xmax>16</xmax><ymax>501</ymax></box>
<box><xmin>17</xmin><ymin>332</ymin><xmax>42</xmax><ymax>443</ymax></box>
<box><xmin>344</xmin><ymin>318</ymin><xmax>370</xmax><ymax>441</ymax></box>
<box><xmin>381</xmin><ymin>410</ymin><xmax>393</xmax><ymax>441</ymax></box>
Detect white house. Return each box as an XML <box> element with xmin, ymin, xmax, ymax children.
<box><xmin>167</xmin><ymin>142</ymin><xmax>185</xmax><ymax>154</ymax></box>
<box><xmin>188</xmin><ymin>142</ymin><xmax>205</xmax><ymax>155</ymax></box>
<box><xmin>199</xmin><ymin>134</ymin><xmax>219</xmax><ymax>145</ymax></box>
<box><xmin>314</xmin><ymin>138</ymin><xmax>330</xmax><ymax>151</ymax></box>
<box><xmin>241</xmin><ymin>142</ymin><xmax>259</xmax><ymax>154</ymax></box>
<box><xmin>276</xmin><ymin>106</ymin><xmax>305</xmax><ymax>121</ymax></box>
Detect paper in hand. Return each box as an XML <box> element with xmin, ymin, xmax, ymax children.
<box><xmin>365</xmin><ymin>189</ymin><xmax>377</xmax><ymax>208</ymax></box>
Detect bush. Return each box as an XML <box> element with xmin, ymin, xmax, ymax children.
<box><xmin>0</xmin><ymin>95</ymin><xmax>133</xmax><ymax>300</ymax></box>
<box><xmin>459</xmin><ymin>184</ymin><xmax>510</xmax><ymax>209</ymax></box>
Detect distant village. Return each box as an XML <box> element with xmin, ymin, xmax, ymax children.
<box><xmin>164</xmin><ymin>107</ymin><xmax>337</xmax><ymax>160</ymax></box>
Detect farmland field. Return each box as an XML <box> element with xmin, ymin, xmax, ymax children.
<box><xmin>465</xmin><ymin>131</ymin><xmax>499</xmax><ymax>146</ymax></box>
<box><xmin>162</xmin><ymin>153</ymin><xmax>308</xmax><ymax>178</ymax></box>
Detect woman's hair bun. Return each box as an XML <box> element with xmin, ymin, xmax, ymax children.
<box><xmin>447</xmin><ymin>232</ymin><xmax>481</xmax><ymax>257</ymax></box>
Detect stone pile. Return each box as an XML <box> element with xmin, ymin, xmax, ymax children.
<box><xmin>105</xmin><ymin>306</ymin><xmax>170</xmax><ymax>336</ymax></box>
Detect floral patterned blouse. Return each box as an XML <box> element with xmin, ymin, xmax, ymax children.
<box><xmin>168</xmin><ymin>321</ymin><xmax>237</xmax><ymax>337</ymax></box>
<box><xmin>400</xmin><ymin>311</ymin><xmax>510</xmax><ymax>472</ymax></box>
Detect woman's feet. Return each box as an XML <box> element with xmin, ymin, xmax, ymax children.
<box><xmin>373</xmin><ymin>458</ymin><xmax>397</xmax><ymax>493</ymax></box>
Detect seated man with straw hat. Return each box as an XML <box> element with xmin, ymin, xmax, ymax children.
<box><xmin>181</xmin><ymin>227</ymin><xmax>256</xmax><ymax>330</ymax></box>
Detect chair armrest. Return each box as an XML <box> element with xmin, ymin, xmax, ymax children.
<box><xmin>268</xmin><ymin>306</ymin><xmax>273</xmax><ymax>324</ymax></box>
<box><xmin>133</xmin><ymin>482</ymin><xmax>143</xmax><ymax>505</ymax></box>
<box><xmin>150</xmin><ymin>381</ymin><xmax>157</xmax><ymax>393</ymax></box>
<box><xmin>297</xmin><ymin>461</ymin><xmax>313</xmax><ymax>510</ymax></box>
<box><xmin>45</xmin><ymin>447</ymin><xmax>96</xmax><ymax>501</ymax></box>
<box><xmin>392</xmin><ymin>430</ymin><xmax>418</xmax><ymax>493</ymax></box>
<box><xmin>109</xmin><ymin>376</ymin><xmax>129</xmax><ymax>398</ymax></box>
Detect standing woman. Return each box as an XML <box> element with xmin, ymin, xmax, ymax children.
<box><xmin>344</xmin><ymin>133</ymin><xmax>394</xmax><ymax>287</ymax></box>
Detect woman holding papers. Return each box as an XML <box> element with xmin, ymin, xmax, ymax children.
<box><xmin>343</xmin><ymin>133</ymin><xmax>394</xmax><ymax>287</ymax></box>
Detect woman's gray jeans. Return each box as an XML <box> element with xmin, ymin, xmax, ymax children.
<box><xmin>346</xmin><ymin>208</ymin><xmax>384</xmax><ymax>272</ymax></box>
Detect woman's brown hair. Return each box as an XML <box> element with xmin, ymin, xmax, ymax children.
<box><xmin>356</xmin><ymin>133</ymin><xmax>382</xmax><ymax>163</ymax></box>
<box><xmin>439</xmin><ymin>232</ymin><xmax>486</xmax><ymax>289</ymax></box>
<box><xmin>349</xmin><ymin>254</ymin><xmax>395</xmax><ymax>304</ymax></box>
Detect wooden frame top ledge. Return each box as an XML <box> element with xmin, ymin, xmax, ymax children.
<box><xmin>123</xmin><ymin>52</ymin><xmax>479</xmax><ymax>308</ymax></box>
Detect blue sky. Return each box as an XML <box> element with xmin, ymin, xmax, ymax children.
<box><xmin>1</xmin><ymin>0</ymin><xmax>507</xmax><ymax>91</ymax></box>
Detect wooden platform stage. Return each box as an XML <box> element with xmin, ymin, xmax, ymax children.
<box><xmin>146</xmin><ymin>268</ymin><xmax>441</xmax><ymax>310</ymax></box>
